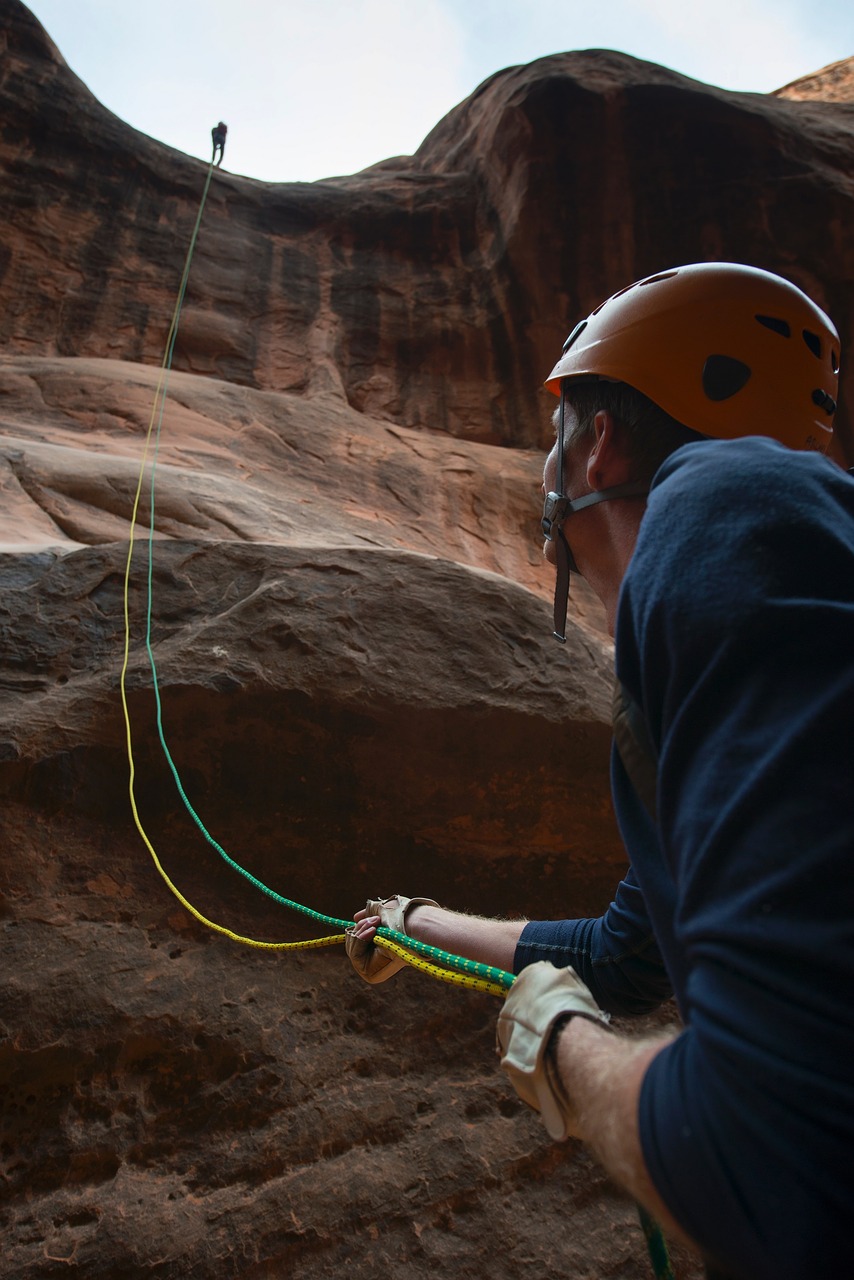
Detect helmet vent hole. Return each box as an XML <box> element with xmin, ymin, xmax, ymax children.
<box><xmin>812</xmin><ymin>389</ymin><xmax>837</xmax><ymax>416</ymax></box>
<box><xmin>755</xmin><ymin>314</ymin><xmax>790</xmax><ymax>338</ymax></box>
<box><xmin>594</xmin><ymin>285</ymin><xmax>632</xmax><ymax>315</ymax></box>
<box><xmin>640</xmin><ymin>271</ymin><xmax>678</xmax><ymax>287</ymax></box>
<box><xmin>831</xmin><ymin>350</ymin><xmax>839</xmax><ymax>374</ymax></box>
<box><xmin>802</xmin><ymin>329</ymin><xmax>822</xmax><ymax>358</ymax></box>
<box><xmin>702</xmin><ymin>355</ymin><xmax>752</xmax><ymax>402</ymax></box>
<box><xmin>562</xmin><ymin>320</ymin><xmax>588</xmax><ymax>353</ymax></box>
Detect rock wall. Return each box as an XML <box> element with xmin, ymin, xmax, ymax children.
<box><xmin>1</xmin><ymin>2</ymin><xmax>853</xmax><ymax>455</ymax></box>
<box><xmin>774</xmin><ymin>55</ymin><xmax>854</xmax><ymax>104</ymax></box>
<box><xmin>1</xmin><ymin>0</ymin><xmax>852</xmax><ymax>1276</ymax></box>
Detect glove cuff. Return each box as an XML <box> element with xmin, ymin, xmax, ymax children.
<box><xmin>365</xmin><ymin>895</ymin><xmax>439</xmax><ymax>936</ymax></box>
<box><xmin>496</xmin><ymin>962</ymin><xmax>610</xmax><ymax>1141</ymax></box>
<box><xmin>345</xmin><ymin>896</ymin><xmax>439</xmax><ymax>985</ymax></box>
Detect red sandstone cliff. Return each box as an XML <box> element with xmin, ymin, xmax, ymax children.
<box><xmin>1</xmin><ymin>4</ymin><xmax>852</xmax><ymax>454</ymax></box>
<box><xmin>774</xmin><ymin>55</ymin><xmax>854</xmax><ymax>103</ymax></box>
<box><xmin>2</xmin><ymin>1</ymin><xmax>852</xmax><ymax>1276</ymax></box>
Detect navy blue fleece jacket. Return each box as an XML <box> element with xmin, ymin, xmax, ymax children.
<box><xmin>515</xmin><ymin>437</ymin><xmax>854</xmax><ymax>1279</ymax></box>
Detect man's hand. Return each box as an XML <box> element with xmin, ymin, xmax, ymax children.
<box><xmin>497</xmin><ymin>960</ymin><xmax>611</xmax><ymax>1140</ymax></box>
<box><xmin>346</xmin><ymin>894</ymin><xmax>438</xmax><ymax>983</ymax></box>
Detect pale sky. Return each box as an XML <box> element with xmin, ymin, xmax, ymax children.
<box><xmin>24</xmin><ymin>0</ymin><xmax>854</xmax><ymax>183</ymax></box>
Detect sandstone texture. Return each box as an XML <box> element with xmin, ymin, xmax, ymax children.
<box><xmin>2</xmin><ymin>0</ymin><xmax>853</xmax><ymax>1276</ymax></box>
<box><xmin>774</xmin><ymin>55</ymin><xmax>854</xmax><ymax>104</ymax></box>
<box><xmin>1</xmin><ymin>4</ymin><xmax>853</xmax><ymax>457</ymax></box>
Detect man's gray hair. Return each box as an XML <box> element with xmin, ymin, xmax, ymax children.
<box><xmin>558</xmin><ymin>380</ymin><xmax>704</xmax><ymax>484</ymax></box>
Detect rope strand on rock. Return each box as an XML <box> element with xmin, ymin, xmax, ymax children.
<box><xmin>118</xmin><ymin>153</ymin><xmax>515</xmax><ymax>986</ymax></box>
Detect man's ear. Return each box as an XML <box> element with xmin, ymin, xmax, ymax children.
<box><xmin>586</xmin><ymin>410</ymin><xmax>633</xmax><ymax>491</ymax></box>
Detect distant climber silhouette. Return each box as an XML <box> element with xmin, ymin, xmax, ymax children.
<box><xmin>211</xmin><ymin>121</ymin><xmax>227</xmax><ymax>167</ymax></box>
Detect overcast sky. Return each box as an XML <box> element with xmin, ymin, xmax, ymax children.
<box><xmin>24</xmin><ymin>0</ymin><xmax>854</xmax><ymax>183</ymax></box>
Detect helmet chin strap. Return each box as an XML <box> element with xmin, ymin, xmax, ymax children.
<box><xmin>545</xmin><ymin>384</ymin><xmax>648</xmax><ymax>642</ymax></box>
<box><xmin>551</xmin><ymin>524</ymin><xmax>573</xmax><ymax>643</ymax></box>
<box><xmin>548</xmin><ymin>484</ymin><xmax>647</xmax><ymax>642</ymax></box>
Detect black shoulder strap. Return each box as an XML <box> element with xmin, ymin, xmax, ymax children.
<box><xmin>612</xmin><ymin>679</ymin><xmax>659</xmax><ymax>822</ymax></box>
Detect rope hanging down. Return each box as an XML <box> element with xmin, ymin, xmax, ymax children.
<box><xmin>119</xmin><ymin>145</ymin><xmax>675</xmax><ymax>1280</ymax></box>
<box><xmin>118</xmin><ymin>156</ymin><xmax>513</xmax><ymax>994</ymax></box>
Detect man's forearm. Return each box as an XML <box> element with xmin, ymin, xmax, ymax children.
<box><xmin>405</xmin><ymin>904</ymin><xmax>525</xmax><ymax>972</ymax></box>
<box><xmin>554</xmin><ymin>1015</ymin><xmax>694</xmax><ymax>1248</ymax></box>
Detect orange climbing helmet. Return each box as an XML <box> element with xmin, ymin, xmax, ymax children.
<box><xmin>544</xmin><ymin>262</ymin><xmax>840</xmax><ymax>452</ymax></box>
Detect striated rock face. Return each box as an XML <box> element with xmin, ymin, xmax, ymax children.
<box><xmin>0</xmin><ymin>0</ymin><xmax>850</xmax><ymax>1276</ymax></box>
<box><xmin>1</xmin><ymin>527</ymin><xmax>646</xmax><ymax>1280</ymax></box>
<box><xmin>1</xmin><ymin>2</ymin><xmax>853</xmax><ymax>455</ymax></box>
<box><xmin>0</xmin><ymin>355</ymin><xmax>662</xmax><ymax>1277</ymax></box>
<box><xmin>774</xmin><ymin>55</ymin><xmax>854</xmax><ymax>103</ymax></box>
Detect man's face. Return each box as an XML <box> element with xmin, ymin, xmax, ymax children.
<box><xmin>542</xmin><ymin>443</ymin><xmax>560</xmax><ymax>566</ymax></box>
<box><xmin>541</xmin><ymin>403</ymin><xmax>588</xmax><ymax>568</ymax></box>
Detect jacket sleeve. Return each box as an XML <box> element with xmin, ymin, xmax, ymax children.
<box><xmin>513</xmin><ymin>863</ymin><xmax>672</xmax><ymax>1016</ymax></box>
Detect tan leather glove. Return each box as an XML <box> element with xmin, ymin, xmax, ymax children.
<box><xmin>496</xmin><ymin>960</ymin><xmax>610</xmax><ymax>1140</ymax></box>
<box><xmin>346</xmin><ymin>895</ymin><xmax>438</xmax><ymax>984</ymax></box>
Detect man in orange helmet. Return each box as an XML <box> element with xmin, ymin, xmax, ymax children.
<box><xmin>349</xmin><ymin>264</ymin><xmax>854</xmax><ymax>1279</ymax></box>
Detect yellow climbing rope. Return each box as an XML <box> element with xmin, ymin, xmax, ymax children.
<box><xmin>118</xmin><ymin>163</ymin><xmax>306</xmax><ymax>952</ymax></box>
<box><xmin>119</xmin><ymin>156</ymin><xmax>514</xmax><ymax>990</ymax></box>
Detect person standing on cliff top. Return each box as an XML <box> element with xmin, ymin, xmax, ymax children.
<box><xmin>346</xmin><ymin>263</ymin><xmax>854</xmax><ymax>1280</ymax></box>
<box><xmin>211</xmin><ymin>121</ymin><xmax>227</xmax><ymax>166</ymax></box>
